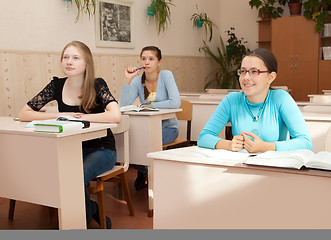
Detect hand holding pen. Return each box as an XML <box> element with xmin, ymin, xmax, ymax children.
<box><xmin>124</xmin><ymin>66</ymin><xmax>145</xmax><ymax>85</ymax></box>
<box><xmin>127</xmin><ymin>66</ymin><xmax>145</xmax><ymax>73</ymax></box>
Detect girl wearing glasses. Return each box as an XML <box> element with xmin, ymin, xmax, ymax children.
<box><xmin>198</xmin><ymin>48</ymin><xmax>312</xmax><ymax>153</ymax></box>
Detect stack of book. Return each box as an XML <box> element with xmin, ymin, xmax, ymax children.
<box><xmin>26</xmin><ymin>116</ymin><xmax>90</xmax><ymax>133</ymax></box>
<box><xmin>323</xmin><ymin>23</ymin><xmax>331</xmax><ymax>37</ymax></box>
<box><xmin>322</xmin><ymin>46</ymin><xmax>331</xmax><ymax>60</ymax></box>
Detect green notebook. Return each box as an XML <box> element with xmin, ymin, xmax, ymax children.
<box><xmin>34</xmin><ymin>120</ymin><xmax>84</xmax><ymax>133</ymax></box>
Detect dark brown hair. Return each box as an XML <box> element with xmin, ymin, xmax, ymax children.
<box><xmin>140</xmin><ymin>46</ymin><xmax>162</xmax><ymax>100</ymax></box>
<box><xmin>245</xmin><ymin>48</ymin><xmax>278</xmax><ymax>73</ymax></box>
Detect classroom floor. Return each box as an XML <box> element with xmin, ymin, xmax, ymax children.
<box><xmin>0</xmin><ymin>165</ymin><xmax>153</xmax><ymax>230</ymax></box>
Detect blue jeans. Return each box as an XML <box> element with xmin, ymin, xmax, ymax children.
<box><xmin>162</xmin><ymin>127</ymin><xmax>179</xmax><ymax>145</ymax></box>
<box><xmin>136</xmin><ymin>127</ymin><xmax>178</xmax><ymax>176</ymax></box>
<box><xmin>83</xmin><ymin>148</ymin><xmax>117</xmax><ymax>224</ymax></box>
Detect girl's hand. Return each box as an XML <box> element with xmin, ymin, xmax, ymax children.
<box><xmin>63</xmin><ymin>112</ymin><xmax>84</xmax><ymax>119</ymax></box>
<box><xmin>72</xmin><ymin>113</ymin><xmax>83</xmax><ymax>119</ymax></box>
<box><xmin>241</xmin><ymin>131</ymin><xmax>275</xmax><ymax>153</ymax></box>
<box><xmin>230</xmin><ymin>134</ymin><xmax>245</xmax><ymax>152</ymax></box>
<box><xmin>124</xmin><ymin>67</ymin><xmax>142</xmax><ymax>85</ymax></box>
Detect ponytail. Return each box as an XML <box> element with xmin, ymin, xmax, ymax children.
<box><xmin>141</xmin><ymin>72</ymin><xmax>150</xmax><ymax>100</ymax></box>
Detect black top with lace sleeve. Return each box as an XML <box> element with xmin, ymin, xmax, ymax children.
<box><xmin>27</xmin><ymin>77</ymin><xmax>118</xmax><ymax>150</ymax></box>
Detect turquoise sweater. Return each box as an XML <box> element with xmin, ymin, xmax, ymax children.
<box><xmin>120</xmin><ymin>70</ymin><xmax>181</xmax><ymax>128</ymax></box>
<box><xmin>198</xmin><ymin>89</ymin><xmax>313</xmax><ymax>151</ymax></box>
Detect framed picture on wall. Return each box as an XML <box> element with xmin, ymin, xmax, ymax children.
<box><xmin>95</xmin><ymin>0</ymin><xmax>134</xmax><ymax>48</ymax></box>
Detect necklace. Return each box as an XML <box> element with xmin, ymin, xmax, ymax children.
<box><xmin>245</xmin><ymin>97</ymin><xmax>266</xmax><ymax>122</ymax></box>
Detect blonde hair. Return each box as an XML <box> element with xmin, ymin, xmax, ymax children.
<box><xmin>61</xmin><ymin>41</ymin><xmax>97</xmax><ymax>113</ymax></box>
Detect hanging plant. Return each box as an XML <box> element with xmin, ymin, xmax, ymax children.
<box><xmin>65</xmin><ymin>0</ymin><xmax>96</xmax><ymax>22</ymax></box>
<box><xmin>190</xmin><ymin>4</ymin><xmax>218</xmax><ymax>41</ymax></box>
<box><xmin>148</xmin><ymin>0</ymin><xmax>175</xmax><ymax>34</ymax></box>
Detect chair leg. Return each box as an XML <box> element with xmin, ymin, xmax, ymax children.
<box><xmin>96</xmin><ymin>182</ymin><xmax>107</xmax><ymax>229</ymax></box>
<box><xmin>8</xmin><ymin>199</ymin><xmax>16</xmax><ymax>220</ymax></box>
<box><xmin>120</xmin><ymin>173</ymin><xmax>135</xmax><ymax>216</ymax></box>
<box><xmin>117</xmin><ymin>181</ymin><xmax>123</xmax><ymax>199</ymax></box>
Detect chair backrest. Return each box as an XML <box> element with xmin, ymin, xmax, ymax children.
<box><xmin>113</xmin><ymin>115</ymin><xmax>130</xmax><ymax>171</ymax></box>
<box><xmin>325</xmin><ymin>127</ymin><xmax>331</xmax><ymax>152</ymax></box>
<box><xmin>176</xmin><ymin>99</ymin><xmax>192</xmax><ymax>121</ymax></box>
<box><xmin>176</xmin><ymin>99</ymin><xmax>192</xmax><ymax>140</ymax></box>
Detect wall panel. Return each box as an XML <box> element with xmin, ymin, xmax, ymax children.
<box><xmin>0</xmin><ymin>51</ymin><xmax>215</xmax><ymax>117</ymax></box>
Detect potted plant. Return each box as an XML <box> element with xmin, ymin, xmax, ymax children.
<box><xmin>190</xmin><ymin>4</ymin><xmax>218</xmax><ymax>41</ymax></box>
<box><xmin>65</xmin><ymin>0</ymin><xmax>96</xmax><ymax>22</ymax></box>
<box><xmin>278</xmin><ymin>0</ymin><xmax>303</xmax><ymax>16</ymax></box>
<box><xmin>249</xmin><ymin>0</ymin><xmax>284</xmax><ymax>19</ymax></box>
<box><xmin>148</xmin><ymin>0</ymin><xmax>175</xmax><ymax>34</ymax></box>
<box><xmin>303</xmin><ymin>0</ymin><xmax>331</xmax><ymax>32</ymax></box>
<box><xmin>199</xmin><ymin>28</ymin><xmax>250</xmax><ymax>89</ymax></box>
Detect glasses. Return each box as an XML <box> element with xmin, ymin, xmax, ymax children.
<box><xmin>237</xmin><ymin>68</ymin><xmax>269</xmax><ymax>77</ymax></box>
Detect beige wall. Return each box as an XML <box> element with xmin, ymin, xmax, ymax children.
<box><xmin>1</xmin><ymin>0</ymin><xmax>291</xmax><ymax>117</ymax></box>
<box><xmin>0</xmin><ymin>0</ymin><xmax>223</xmax><ymax>56</ymax></box>
<box><xmin>0</xmin><ymin>0</ymin><xmax>292</xmax><ymax>57</ymax></box>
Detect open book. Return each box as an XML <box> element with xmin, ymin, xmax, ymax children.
<box><xmin>120</xmin><ymin>103</ymin><xmax>159</xmax><ymax>112</ymax></box>
<box><xmin>195</xmin><ymin>147</ymin><xmax>331</xmax><ymax>171</ymax></box>
<box><xmin>244</xmin><ymin>149</ymin><xmax>331</xmax><ymax>171</ymax></box>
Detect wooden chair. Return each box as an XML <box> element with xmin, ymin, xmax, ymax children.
<box><xmin>163</xmin><ymin>99</ymin><xmax>193</xmax><ymax>150</ymax></box>
<box><xmin>8</xmin><ymin>115</ymin><xmax>134</xmax><ymax>229</ymax></box>
<box><xmin>88</xmin><ymin>114</ymin><xmax>134</xmax><ymax>229</ymax></box>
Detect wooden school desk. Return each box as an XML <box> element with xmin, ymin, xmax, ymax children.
<box><xmin>0</xmin><ymin>116</ymin><xmax>116</xmax><ymax>230</ymax></box>
<box><xmin>322</xmin><ymin>90</ymin><xmax>331</xmax><ymax>94</ymax></box>
<box><xmin>147</xmin><ymin>146</ymin><xmax>331</xmax><ymax>229</ymax></box>
<box><xmin>121</xmin><ymin>109</ymin><xmax>182</xmax><ymax>216</ymax></box>
<box><xmin>302</xmin><ymin>112</ymin><xmax>331</xmax><ymax>153</ymax></box>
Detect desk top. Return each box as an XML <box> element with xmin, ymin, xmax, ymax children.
<box><xmin>181</xmin><ymin>97</ymin><xmax>221</xmax><ymax>105</ymax></box>
<box><xmin>0</xmin><ymin>116</ymin><xmax>116</xmax><ymax>138</ymax></box>
<box><xmin>302</xmin><ymin>112</ymin><xmax>331</xmax><ymax>121</ymax></box>
<box><xmin>147</xmin><ymin>146</ymin><xmax>331</xmax><ymax>178</ymax></box>
<box><xmin>121</xmin><ymin>108</ymin><xmax>182</xmax><ymax>116</ymax></box>
<box><xmin>180</xmin><ymin>91</ymin><xmax>204</xmax><ymax>97</ymax></box>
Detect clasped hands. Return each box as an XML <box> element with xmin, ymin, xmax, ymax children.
<box><xmin>231</xmin><ymin>131</ymin><xmax>269</xmax><ymax>153</ymax></box>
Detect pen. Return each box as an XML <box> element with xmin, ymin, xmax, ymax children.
<box><xmin>56</xmin><ymin>117</ymin><xmax>90</xmax><ymax>129</ymax></box>
<box><xmin>127</xmin><ymin>67</ymin><xmax>145</xmax><ymax>74</ymax></box>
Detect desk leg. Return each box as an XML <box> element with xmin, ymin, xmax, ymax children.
<box><xmin>147</xmin><ymin>116</ymin><xmax>163</xmax><ymax>218</ymax></box>
<box><xmin>148</xmin><ymin>164</ymin><xmax>153</xmax><ymax>217</ymax></box>
<box><xmin>127</xmin><ymin>114</ymin><xmax>165</xmax><ymax>217</ymax></box>
<box><xmin>56</xmin><ymin>135</ymin><xmax>86</xmax><ymax>229</ymax></box>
